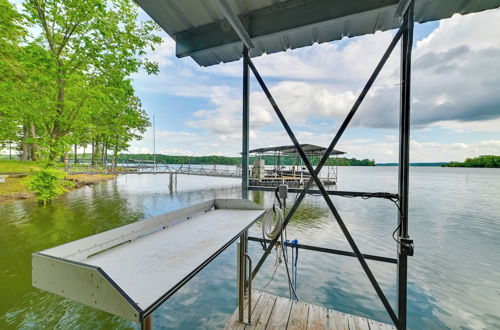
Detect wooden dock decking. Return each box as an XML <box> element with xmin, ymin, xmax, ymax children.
<box><xmin>225</xmin><ymin>290</ymin><xmax>396</xmax><ymax>330</ymax></box>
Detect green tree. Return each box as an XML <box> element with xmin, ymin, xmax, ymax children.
<box><xmin>23</xmin><ymin>0</ymin><xmax>161</xmax><ymax>163</ymax></box>
<box><xmin>0</xmin><ymin>0</ymin><xmax>26</xmax><ymax>151</ymax></box>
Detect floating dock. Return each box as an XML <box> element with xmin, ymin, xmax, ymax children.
<box><xmin>225</xmin><ymin>290</ymin><xmax>396</xmax><ymax>330</ymax></box>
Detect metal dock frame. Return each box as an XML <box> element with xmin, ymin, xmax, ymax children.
<box><xmin>233</xmin><ymin>2</ymin><xmax>416</xmax><ymax>329</ymax></box>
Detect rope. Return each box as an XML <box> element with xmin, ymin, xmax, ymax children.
<box><xmin>261</xmin><ymin>244</ymin><xmax>282</xmax><ymax>290</ymax></box>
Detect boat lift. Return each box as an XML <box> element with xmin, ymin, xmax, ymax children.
<box><xmin>32</xmin><ymin>1</ymin><xmax>500</xmax><ymax>329</ymax></box>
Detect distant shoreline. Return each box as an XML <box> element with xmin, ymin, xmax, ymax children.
<box><xmin>377</xmin><ymin>162</ymin><xmax>448</xmax><ymax>167</ymax></box>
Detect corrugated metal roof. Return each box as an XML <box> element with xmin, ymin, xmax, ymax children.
<box><xmin>249</xmin><ymin>144</ymin><xmax>345</xmax><ymax>156</ymax></box>
<box><xmin>135</xmin><ymin>0</ymin><xmax>500</xmax><ymax>66</ymax></box>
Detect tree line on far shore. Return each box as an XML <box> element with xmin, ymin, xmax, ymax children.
<box><xmin>442</xmin><ymin>155</ymin><xmax>500</xmax><ymax>168</ymax></box>
<box><xmin>113</xmin><ymin>154</ymin><xmax>376</xmax><ymax>166</ymax></box>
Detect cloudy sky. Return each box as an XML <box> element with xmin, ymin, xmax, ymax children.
<box><xmin>130</xmin><ymin>8</ymin><xmax>500</xmax><ymax>163</ymax></box>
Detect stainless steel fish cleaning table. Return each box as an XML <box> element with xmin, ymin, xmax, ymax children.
<box><xmin>32</xmin><ymin>199</ymin><xmax>265</xmax><ymax>324</ymax></box>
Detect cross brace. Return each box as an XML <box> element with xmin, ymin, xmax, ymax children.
<box><xmin>243</xmin><ymin>16</ymin><xmax>412</xmax><ymax>330</ymax></box>
<box><xmin>235</xmin><ymin>2</ymin><xmax>415</xmax><ymax>329</ymax></box>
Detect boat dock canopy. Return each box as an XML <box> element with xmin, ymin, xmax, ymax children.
<box><xmin>135</xmin><ymin>0</ymin><xmax>500</xmax><ymax>66</ymax></box>
<box><xmin>32</xmin><ymin>199</ymin><xmax>265</xmax><ymax>322</ymax></box>
<box><xmin>249</xmin><ymin>144</ymin><xmax>345</xmax><ymax>156</ymax></box>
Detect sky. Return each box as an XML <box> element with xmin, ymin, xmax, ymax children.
<box><xmin>128</xmin><ymin>8</ymin><xmax>498</xmax><ymax>162</ymax></box>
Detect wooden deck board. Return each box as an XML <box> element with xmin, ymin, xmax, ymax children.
<box><xmin>306</xmin><ymin>305</ymin><xmax>329</xmax><ymax>330</ymax></box>
<box><xmin>287</xmin><ymin>301</ymin><xmax>309</xmax><ymax>330</ymax></box>
<box><xmin>347</xmin><ymin>314</ymin><xmax>370</xmax><ymax>330</ymax></box>
<box><xmin>367</xmin><ymin>318</ymin><xmax>397</xmax><ymax>330</ymax></box>
<box><xmin>328</xmin><ymin>310</ymin><xmax>349</xmax><ymax>330</ymax></box>
<box><xmin>246</xmin><ymin>292</ymin><xmax>277</xmax><ymax>330</ymax></box>
<box><xmin>266</xmin><ymin>295</ymin><xmax>293</xmax><ymax>329</ymax></box>
<box><xmin>225</xmin><ymin>291</ymin><xmax>263</xmax><ymax>330</ymax></box>
<box><xmin>225</xmin><ymin>290</ymin><xmax>396</xmax><ymax>330</ymax></box>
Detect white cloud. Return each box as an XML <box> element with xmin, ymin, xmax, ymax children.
<box><xmin>337</xmin><ymin>139</ymin><xmax>500</xmax><ymax>163</ymax></box>
<box><xmin>203</xmin><ymin>30</ymin><xmax>400</xmax><ymax>85</ymax></box>
<box><xmin>130</xmin><ymin>8</ymin><xmax>500</xmax><ymax>161</ymax></box>
<box><xmin>147</xmin><ymin>37</ymin><xmax>176</xmax><ymax>67</ymax></box>
<box><xmin>431</xmin><ymin>118</ymin><xmax>500</xmax><ymax>133</ymax></box>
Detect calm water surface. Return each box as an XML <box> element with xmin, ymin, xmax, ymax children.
<box><xmin>1</xmin><ymin>167</ymin><xmax>499</xmax><ymax>329</ymax></box>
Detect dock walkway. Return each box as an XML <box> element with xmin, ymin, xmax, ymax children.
<box><xmin>225</xmin><ymin>290</ymin><xmax>395</xmax><ymax>330</ymax></box>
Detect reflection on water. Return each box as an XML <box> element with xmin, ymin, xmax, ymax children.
<box><xmin>1</xmin><ymin>168</ymin><xmax>499</xmax><ymax>329</ymax></box>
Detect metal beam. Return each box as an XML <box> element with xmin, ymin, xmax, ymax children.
<box><xmin>175</xmin><ymin>0</ymin><xmax>399</xmax><ymax>58</ymax></box>
<box><xmin>397</xmin><ymin>2</ymin><xmax>414</xmax><ymax>329</ymax></box>
<box><xmin>394</xmin><ymin>0</ymin><xmax>413</xmax><ymax>19</ymax></box>
<box><xmin>242</xmin><ymin>47</ymin><xmax>250</xmax><ymax>199</ymax></box>
<box><xmin>248</xmin><ymin>237</ymin><xmax>397</xmax><ymax>264</ymax></box>
<box><xmin>215</xmin><ymin>0</ymin><xmax>255</xmax><ymax>50</ymax></box>
<box><xmin>248</xmin><ymin>186</ymin><xmax>398</xmax><ymax>200</ymax></box>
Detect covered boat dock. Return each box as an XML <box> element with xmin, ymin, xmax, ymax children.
<box><xmin>249</xmin><ymin>144</ymin><xmax>345</xmax><ymax>187</ymax></box>
<box><xmin>31</xmin><ymin>0</ymin><xmax>500</xmax><ymax>329</ymax></box>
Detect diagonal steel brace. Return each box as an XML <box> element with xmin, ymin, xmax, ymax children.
<box><xmin>245</xmin><ymin>24</ymin><xmax>408</xmax><ymax>327</ymax></box>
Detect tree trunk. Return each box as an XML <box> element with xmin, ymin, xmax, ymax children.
<box><xmin>22</xmin><ymin>125</ymin><xmax>29</xmax><ymax>161</ymax></box>
<box><xmin>101</xmin><ymin>143</ymin><xmax>105</xmax><ymax>165</ymax></box>
<box><xmin>74</xmin><ymin>143</ymin><xmax>78</xmax><ymax>164</ymax></box>
<box><xmin>47</xmin><ymin>67</ymin><xmax>65</xmax><ymax>164</ymax></box>
<box><xmin>91</xmin><ymin>140</ymin><xmax>96</xmax><ymax>165</ymax></box>
<box><xmin>113</xmin><ymin>145</ymin><xmax>119</xmax><ymax>167</ymax></box>
<box><xmin>104</xmin><ymin>144</ymin><xmax>108</xmax><ymax>165</ymax></box>
<box><xmin>30</xmin><ymin>123</ymin><xmax>37</xmax><ymax>161</ymax></box>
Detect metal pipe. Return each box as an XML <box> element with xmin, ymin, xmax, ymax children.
<box><xmin>248</xmin><ymin>186</ymin><xmax>398</xmax><ymax>200</ymax></box>
<box><xmin>242</xmin><ymin>47</ymin><xmax>250</xmax><ymax>199</ymax></box>
<box><xmin>397</xmin><ymin>2</ymin><xmax>414</xmax><ymax>329</ymax></box>
<box><xmin>246</xmin><ymin>55</ymin><xmax>399</xmax><ymax>325</ymax></box>
<box><xmin>237</xmin><ymin>241</ymin><xmax>244</xmax><ymax>321</ymax></box>
<box><xmin>250</xmin><ymin>25</ymin><xmax>405</xmax><ymax>281</ymax></box>
<box><xmin>141</xmin><ymin>315</ymin><xmax>153</xmax><ymax>330</ymax></box>
<box><xmin>248</xmin><ymin>236</ymin><xmax>397</xmax><ymax>264</ymax></box>
<box><xmin>243</xmin><ymin>252</ymin><xmax>252</xmax><ymax>324</ymax></box>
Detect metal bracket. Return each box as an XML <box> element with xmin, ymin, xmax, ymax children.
<box><xmin>394</xmin><ymin>0</ymin><xmax>413</xmax><ymax>21</ymax></box>
<box><xmin>398</xmin><ymin>237</ymin><xmax>414</xmax><ymax>256</ymax></box>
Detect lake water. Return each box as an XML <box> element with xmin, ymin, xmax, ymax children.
<box><xmin>0</xmin><ymin>167</ymin><xmax>499</xmax><ymax>329</ymax></box>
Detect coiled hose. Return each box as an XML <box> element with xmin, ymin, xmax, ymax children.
<box><xmin>262</xmin><ymin>207</ymin><xmax>284</xmax><ymax>239</ymax></box>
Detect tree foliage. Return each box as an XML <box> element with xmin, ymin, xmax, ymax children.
<box><xmin>0</xmin><ymin>0</ymin><xmax>27</xmax><ymax>149</ymax></box>
<box><xmin>0</xmin><ymin>0</ymin><xmax>160</xmax><ymax>165</ymax></box>
<box><xmin>26</xmin><ymin>168</ymin><xmax>73</xmax><ymax>205</ymax></box>
<box><xmin>114</xmin><ymin>154</ymin><xmax>376</xmax><ymax>166</ymax></box>
<box><xmin>443</xmin><ymin>155</ymin><xmax>500</xmax><ymax>168</ymax></box>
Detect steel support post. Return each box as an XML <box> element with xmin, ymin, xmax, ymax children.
<box><xmin>397</xmin><ymin>2</ymin><xmax>414</xmax><ymax>329</ymax></box>
<box><xmin>141</xmin><ymin>315</ymin><xmax>153</xmax><ymax>330</ymax></box>
<box><xmin>242</xmin><ymin>47</ymin><xmax>250</xmax><ymax>199</ymax></box>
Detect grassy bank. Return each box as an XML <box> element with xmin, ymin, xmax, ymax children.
<box><xmin>0</xmin><ymin>160</ymin><xmax>43</xmax><ymax>173</ymax></box>
<box><xmin>0</xmin><ymin>160</ymin><xmax>116</xmax><ymax>203</ymax></box>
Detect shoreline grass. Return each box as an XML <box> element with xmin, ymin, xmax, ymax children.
<box><xmin>0</xmin><ymin>160</ymin><xmax>116</xmax><ymax>203</ymax></box>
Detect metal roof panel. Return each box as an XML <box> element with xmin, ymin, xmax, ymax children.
<box><xmin>135</xmin><ymin>0</ymin><xmax>500</xmax><ymax>67</ymax></box>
